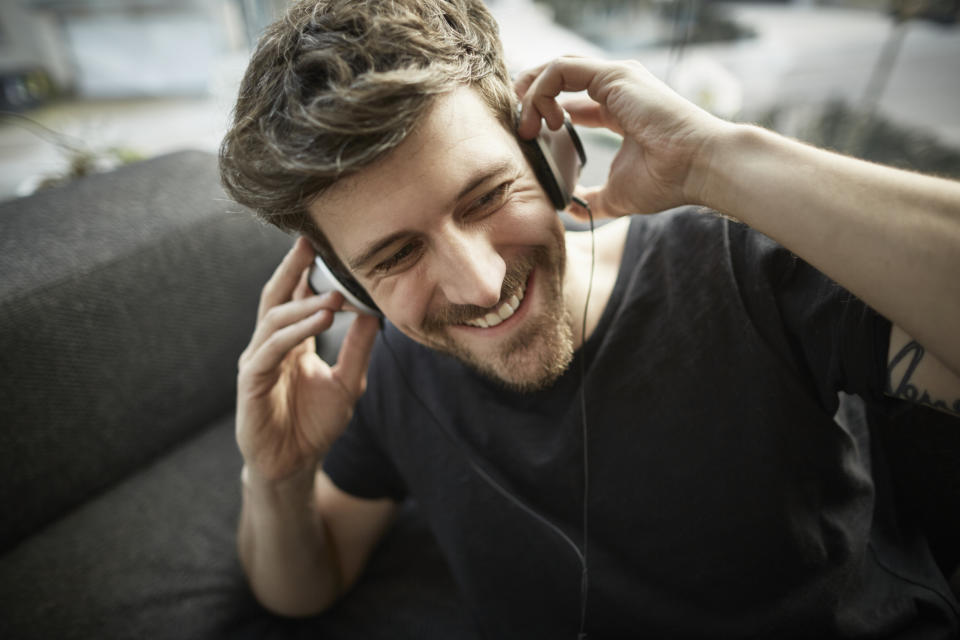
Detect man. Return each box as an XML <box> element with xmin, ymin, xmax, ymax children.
<box><xmin>218</xmin><ymin>0</ymin><xmax>960</xmax><ymax>636</ymax></box>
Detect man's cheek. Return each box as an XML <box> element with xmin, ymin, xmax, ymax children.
<box><xmin>378</xmin><ymin>279</ymin><xmax>426</xmax><ymax>327</ymax></box>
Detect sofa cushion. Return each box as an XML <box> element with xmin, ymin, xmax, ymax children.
<box><xmin>0</xmin><ymin>414</ymin><xmax>479</xmax><ymax>640</ymax></box>
<box><xmin>0</xmin><ymin>151</ymin><xmax>292</xmax><ymax>550</ymax></box>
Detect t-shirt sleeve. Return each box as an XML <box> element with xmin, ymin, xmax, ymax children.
<box><xmin>322</xmin><ymin>346</ymin><xmax>408</xmax><ymax>502</ymax></box>
<box><xmin>726</xmin><ymin>219</ymin><xmax>892</xmax><ymax>414</ymax></box>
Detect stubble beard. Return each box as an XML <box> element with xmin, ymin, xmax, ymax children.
<box><xmin>419</xmin><ymin>235</ymin><xmax>574</xmax><ymax>394</ymax></box>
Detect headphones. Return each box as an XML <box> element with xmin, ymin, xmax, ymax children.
<box><xmin>308</xmin><ymin>115</ymin><xmax>587</xmax><ymax>314</ymax></box>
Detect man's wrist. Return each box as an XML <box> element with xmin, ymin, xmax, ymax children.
<box><xmin>684</xmin><ymin>121</ymin><xmax>762</xmax><ymax>213</ymax></box>
<box><xmin>242</xmin><ymin>462</ymin><xmax>318</xmax><ymax>501</ymax></box>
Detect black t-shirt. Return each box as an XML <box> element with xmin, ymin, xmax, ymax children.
<box><xmin>324</xmin><ymin>209</ymin><xmax>960</xmax><ymax>638</ymax></box>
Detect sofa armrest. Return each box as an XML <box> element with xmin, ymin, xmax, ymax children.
<box><xmin>0</xmin><ymin>151</ymin><xmax>292</xmax><ymax>550</ymax></box>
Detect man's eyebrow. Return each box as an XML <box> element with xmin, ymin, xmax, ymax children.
<box><xmin>348</xmin><ymin>230</ymin><xmax>410</xmax><ymax>271</ymax></box>
<box><xmin>453</xmin><ymin>159</ymin><xmax>515</xmax><ymax>203</ymax></box>
<box><xmin>347</xmin><ymin>160</ymin><xmax>516</xmax><ymax>272</ymax></box>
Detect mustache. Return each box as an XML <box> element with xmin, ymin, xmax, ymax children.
<box><xmin>422</xmin><ymin>252</ymin><xmax>539</xmax><ymax>329</ymax></box>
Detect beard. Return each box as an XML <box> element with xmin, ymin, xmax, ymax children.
<box><xmin>418</xmin><ymin>231</ymin><xmax>574</xmax><ymax>393</ymax></box>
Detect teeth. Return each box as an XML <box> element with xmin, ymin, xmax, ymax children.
<box><xmin>464</xmin><ymin>282</ymin><xmax>526</xmax><ymax>329</ymax></box>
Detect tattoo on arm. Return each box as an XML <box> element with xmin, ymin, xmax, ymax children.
<box><xmin>886</xmin><ymin>340</ymin><xmax>960</xmax><ymax>415</ymax></box>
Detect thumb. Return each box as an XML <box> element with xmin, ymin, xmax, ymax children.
<box><xmin>572</xmin><ymin>184</ymin><xmax>621</xmax><ymax>220</ymax></box>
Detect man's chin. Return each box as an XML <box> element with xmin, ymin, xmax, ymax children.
<box><xmin>479</xmin><ymin>351</ymin><xmax>572</xmax><ymax>394</ymax></box>
<box><xmin>428</xmin><ymin>313</ymin><xmax>575</xmax><ymax>394</ymax></box>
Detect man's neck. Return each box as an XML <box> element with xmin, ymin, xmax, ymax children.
<box><xmin>563</xmin><ymin>216</ymin><xmax>631</xmax><ymax>348</ymax></box>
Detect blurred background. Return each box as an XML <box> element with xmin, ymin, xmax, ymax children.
<box><xmin>1</xmin><ymin>0</ymin><xmax>958</xmax><ymax>202</ymax></box>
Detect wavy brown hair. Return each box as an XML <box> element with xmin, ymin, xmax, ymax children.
<box><xmin>219</xmin><ymin>0</ymin><xmax>516</xmax><ymax>258</ymax></box>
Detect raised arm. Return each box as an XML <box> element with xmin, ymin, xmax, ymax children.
<box><xmin>516</xmin><ymin>57</ymin><xmax>960</xmax><ymax>380</ymax></box>
<box><xmin>694</xmin><ymin>123</ymin><xmax>960</xmax><ymax>381</ymax></box>
<box><xmin>235</xmin><ymin>237</ymin><xmax>394</xmax><ymax>616</ymax></box>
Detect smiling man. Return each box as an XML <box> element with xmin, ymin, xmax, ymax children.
<box><xmin>219</xmin><ymin>0</ymin><xmax>960</xmax><ymax>637</ymax></box>
<box><xmin>314</xmin><ymin>86</ymin><xmax>576</xmax><ymax>391</ymax></box>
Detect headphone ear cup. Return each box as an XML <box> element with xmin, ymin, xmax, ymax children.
<box><xmin>521</xmin><ymin>117</ymin><xmax>586</xmax><ymax>211</ymax></box>
<box><xmin>523</xmin><ymin>136</ymin><xmax>567</xmax><ymax>210</ymax></box>
<box><xmin>308</xmin><ymin>253</ymin><xmax>382</xmax><ymax>316</ymax></box>
<box><xmin>326</xmin><ymin>260</ymin><xmax>380</xmax><ymax>315</ymax></box>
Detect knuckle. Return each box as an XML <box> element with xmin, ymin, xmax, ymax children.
<box><xmin>261</xmin><ymin>329</ymin><xmax>291</xmax><ymax>358</ymax></box>
<box><xmin>260</xmin><ymin>331</ymin><xmax>279</xmax><ymax>355</ymax></box>
<box><xmin>262</xmin><ymin>305</ymin><xmax>286</xmax><ymax>327</ymax></box>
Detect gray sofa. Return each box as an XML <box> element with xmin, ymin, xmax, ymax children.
<box><xmin>0</xmin><ymin>150</ymin><xmax>479</xmax><ymax>639</ymax></box>
<box><xmin>0</xmin><ymin>149</ymin><xmax>957</xmax><ymax>639</ymax></box>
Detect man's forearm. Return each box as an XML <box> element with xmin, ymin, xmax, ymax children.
<box><xmin>238</xmin><ymin>464</ymin><xmax>342</xmax><ymax>617</ymax></box>
<box><xmin>696</xmin><ymin>124</ymin><xmax>960</xmax><ymax>376</ymax></box>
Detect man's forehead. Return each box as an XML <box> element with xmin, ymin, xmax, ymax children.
<box><xmin>314</xmin><ymin>151</ymin><xmax>522</xmax><ymax>263</ymax></box>
<box><xmin>311</xmin><ymin>88</ymin><xmax>521</xmax><ymax>230</ymax></box>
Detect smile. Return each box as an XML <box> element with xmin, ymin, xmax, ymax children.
<box><xmin>462</xmin><ymin>278</ymin><xmax>527</xmax><ymax>329</ymax></box>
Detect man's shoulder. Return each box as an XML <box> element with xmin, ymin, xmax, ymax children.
<box><xmin>647</xmin><ymin>206</ymin><xmax>790</xmax><ymax>274</ymax></box>
<box><xmin>619</xmin><ymin>206</ymin><xmax>736</xmax><ymax>248</ymax></box>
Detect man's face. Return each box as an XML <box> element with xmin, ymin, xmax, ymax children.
<box><xmin>311</xmin><ymin>87</ymin><xmax>573</xmax><ymax>392</ymax></box>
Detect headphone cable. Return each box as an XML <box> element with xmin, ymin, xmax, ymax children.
<box><xmin>378</xmin><ymin>198</ymin><xmax>597</xmax><ymax>639</ymax></box>
<box><xmin>571</xmin><ymin>194</ymin><xmax>595</xmax><ymax>640</ymax></box>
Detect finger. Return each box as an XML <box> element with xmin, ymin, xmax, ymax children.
<box><xmin>292</xmin><ymin>263</ymin><xmax>314</xmax><ymax>302</ymax></box>
<box><xmin>518</xmin><ymin>57</ymin><xmax>613</xmax><ymax>139</ymax></box>
<box><xmin>245</xmin><ymin>308</ymin><xmax>337</xmax><ymax>378</ymax></box>
<box><xmin>513</xmin><ymin>61</ymin><xmax>549</xmax><ymax>99</ymax></box>
<box><xmin>558</xmin><ymin>95</ymin><xmax>602</xmax><ymax>126</ymax></box>
<box><xmin>258</xmin><ymin>236</ymin><xmax>315</xmax><ymax>321</ymax></box>
<box><xmin>249</xmin><ymin>292</ymin><xmax>342</xmax><ymax>356</ymax></box>
<box><xmin>333</xmin><ymin>313</ymin><xmax>381</xmax><ymax>396</ymax></box>
<box><xmin>559</xmin><ymin>95</ymin><xmax>624</xmax><ymax>135</ymax></box>
<box><xmin>515</xmin><ymin>54</ymin><xmax>590</xmax><ymax>99</ymax></box>
<box><xmin>518</xmin><ymin>94</ymin><xmax>564</xmax><ymax>140</ymax></box>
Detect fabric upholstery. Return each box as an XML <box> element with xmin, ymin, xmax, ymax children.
<box><xmin>0</xmin><ymin>416</ymin><xmax>477</xmax><ymax>640</ymax></box>
<box><xmin>0</xmin><ymin>150</ymin><xmax>474</xmax><ymax>637</ymax></box>
<box><xmin>0</xmin><ymin>151</ymin><xmax>292</xmax><ymax>550</ymax></box>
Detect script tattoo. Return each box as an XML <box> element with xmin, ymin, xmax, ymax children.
<box><xmin>886</xmin><ymin>340</ymin><xmax>960</xmax><ymax>415</ymax></box>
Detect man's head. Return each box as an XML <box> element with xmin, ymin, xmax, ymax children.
<box><xmin>315</xmin><ymin>85</ymin><xmax>573</xmax><ymax>391</ymax></box>
<box><xmin>220</xmin><ymin>0</ymin><xmax>574</xmax><ymax>391</ymax></box>
<box><xmin>219</xmin><ymin>0</ymin><xmax>515</xmax><ymax>245</ymax></box>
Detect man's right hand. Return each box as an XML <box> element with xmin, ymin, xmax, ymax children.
<box><xmin>236</xmin><ymin>236</ymin><xmax>381</xmax><ymax>486</ymax></box>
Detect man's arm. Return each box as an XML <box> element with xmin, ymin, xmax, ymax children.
<box><xmin>235</xmin><ymin>237</ymin><xmax>387</xmax><ymax>616</ymax></box>
<box><xmin>239</xmin><ymin>465</ymin><xmax>396</xmax><ymax>616</ymax></box>
<box><xmin>515</xmin><ymin>57</ymin><xmax>960</xmax><ymax>378</ymax></box>
<box><xmin>693</xmin><ymin>125</ymin><xmax>960</xmax><ymax>380</ymax></box>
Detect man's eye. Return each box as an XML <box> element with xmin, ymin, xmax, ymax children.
<box><xmin>374</xmin><ymin>242</ymin><xmax>419</xmax><ymax>274</ymax></box>
<box><xmin>471</xmin><ymin>182</ymin><xmax>510</xmax><ymax>214</ymax></box>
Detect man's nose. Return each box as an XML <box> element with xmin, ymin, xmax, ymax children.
<box><xmin>432</xmin><ymin>225</ymin><xmax>505</xmax><ymax>308</ymax></box>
